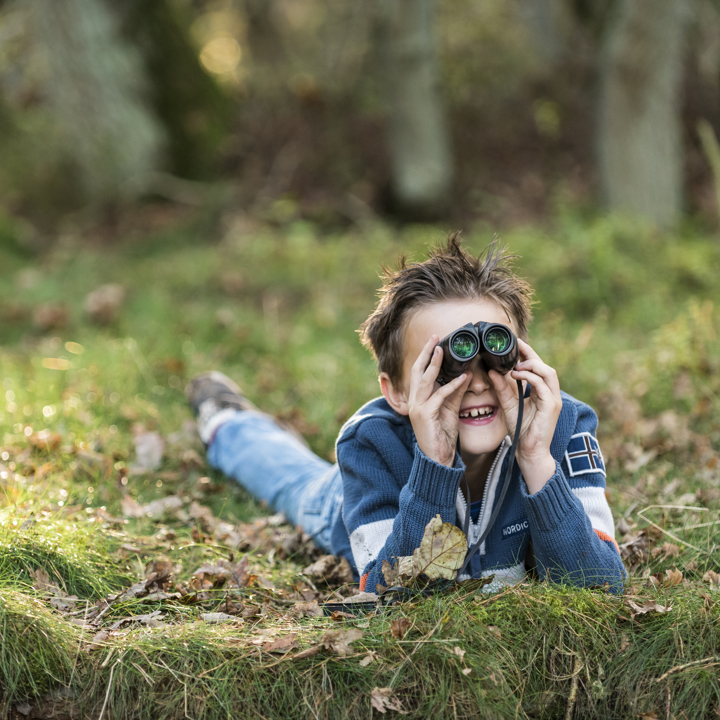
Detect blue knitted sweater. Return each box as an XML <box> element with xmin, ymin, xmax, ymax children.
<box><xmin>329</xmin><ymin>392</ymin><xmax>626</xmax><ymax>594</ymax></box>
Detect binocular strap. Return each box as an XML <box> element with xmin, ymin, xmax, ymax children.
<box><xmin>457</xmin><ymin>379</ymin><xmax>524</xmax><ymax>579</ymax></box>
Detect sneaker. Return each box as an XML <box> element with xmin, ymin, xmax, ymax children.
<box><xmin>186</xmin><ymin>371</ymin><xmax>258</xmax><ymax>444</ymax></box>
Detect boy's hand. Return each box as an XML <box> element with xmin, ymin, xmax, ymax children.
<box><xmin>407</xmin><ymin>335</ymin><xmax>472</xmax><ymax>468</ymax></box>
<box><xmin>489</xmin><ymin>339</ymin><xmax>562</xmax><ymax>493</ymax></box>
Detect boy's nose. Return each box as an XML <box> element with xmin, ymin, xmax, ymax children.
<box><xmin>466</xmin><ymin>359</ymin><xmax>492</xmax><ymax>393</ymax></box>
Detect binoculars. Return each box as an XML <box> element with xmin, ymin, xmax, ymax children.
<box><xmin>437</xmin><ymin>322</ymin><xmax>518</xmax><ymax>385</ymax></box>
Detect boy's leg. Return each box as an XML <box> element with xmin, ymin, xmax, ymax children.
<box><xmin>188</xmin><ymin>373</ymin><xmax>342</xmax><ymax>553</ymax></box>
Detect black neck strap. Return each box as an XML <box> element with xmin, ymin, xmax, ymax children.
<box><xmin>457</xmin><ymin>380</ymin><xmax>524</xmax><ymax>579</ymax></box>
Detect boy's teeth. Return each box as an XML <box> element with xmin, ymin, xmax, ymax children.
<box><xmin>460</xmin><ymin>407</ymin><xmax>493</xmax><ymax>418</ymax></box>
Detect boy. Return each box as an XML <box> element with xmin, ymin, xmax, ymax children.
<box><xmin>187</xmin><ymin>235</ymin><xmax>626</xmax><ymax>594</ymax></box>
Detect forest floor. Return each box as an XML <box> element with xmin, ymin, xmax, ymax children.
<box><xmin>1</xmin><ymin>205</ymin><xmax>720</xmax><ymax>719</ymax></box>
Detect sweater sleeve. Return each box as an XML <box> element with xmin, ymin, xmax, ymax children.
<box><xmin>337</xmin><ymin>418</ymin><xmax>465</xmax><ymax>593</ymax></box>
<box><xmin>522</xmin><ymin>405</ymin><xmax>626</xmax><ymax>593</ymax></box>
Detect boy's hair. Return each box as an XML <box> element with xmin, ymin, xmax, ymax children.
<box><xmin>359</xmin><ymin>232</ymin><xmax>534</xmax><ymax>385</ymax></box>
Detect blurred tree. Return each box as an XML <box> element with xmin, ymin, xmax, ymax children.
<box><xmin>27</xmin><ymin>0</ymin><xmax>166</xmax><ymax>207</ymax></box>
<box><xmin>116</xmin><ymin>0</ymin><xmax>232</xmax><ymax>180</ymax></box>
<box><xmin>596</xmin><ymin>0</ymin><xmax>692</xmax><ymax>227</ymax></box>
<box><xmin>517</xmin><ymin>0</ymin><xmax>574</xmax><ymax>68</ymax></box>
<box><xmin>375</xmin><ymin>0</ymin><xmax>452</xmax><ymax>220</ymax></box>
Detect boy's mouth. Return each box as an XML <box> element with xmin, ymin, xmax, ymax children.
<box><xmin>458</xmin><ymin>405</ymin><xmax>497</xmax><ymax>425</ymax></box>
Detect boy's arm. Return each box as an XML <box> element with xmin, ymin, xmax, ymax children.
<box><xmin>337</xmin><ymin>419</ymin><xmax>465</xmax><ymax>593</ymax></box>
<box><xmin>521</xmin><ymin>409</ymin><xmax>626</xmax><ymax>592</ymax></box>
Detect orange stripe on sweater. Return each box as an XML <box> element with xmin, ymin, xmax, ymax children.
<box><xmin>359</xmin><ymin>572</ymin><xmax>369</xmax><ymax>592</ymax></box>
<box><xmin>594</xmin><ymin>529</ymin><xmax>620</xmax><ymax>553</ymax></box>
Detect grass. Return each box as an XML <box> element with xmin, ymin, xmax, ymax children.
<box><xmin>0</xmin><ymin>205</ymin><xmax>719</xmax><ymax>718</ymax></box>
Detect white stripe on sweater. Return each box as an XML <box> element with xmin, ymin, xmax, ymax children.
<box><xmin>572</xmin><ymin>486</ymin><xmax>615</xmax><ymax>538</ymax></box>
<box><xmin>350</xmin><ymin>518</ymin><xmax>394</xmax><ymax>574</ymax></box>
<box><xmin>458</xmin><ymin>560</ymin><xmax>526</xmax><ymax>591</ymax></box>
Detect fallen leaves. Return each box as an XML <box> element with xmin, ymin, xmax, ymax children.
<box><xmin>200</xmin><ymin>612</ymin><xmax>240</xmax><ymax>624</ymax></box>
<box><xmin>370</xmin><ymin>687</ymin><xmax>408</xmax><ymax>715</ymax></box>
<box><xmin>302</xmin><ymin>554</ymin><xmax>354</xmax><ymax>586</ymax></box>
<box><xmin>84</xmin><ymin>283</ymin><xmax>125</xmax><ymax>325</ymax></box>
<box><xmin>413</xmin><ymin>515</ymin><xmax>466</xmax><ymax>580</ymax></box>
<box><xmin>623</xmin><ymin>598</ymin><xmax>673</xmax><ymax>620</ymax></box>
<box><xmin>294</xmin><ymin>628</ymin><xmax>364</xmax><ymax>659</ymax></box>
<box><xmin>129</xmin><ymin>431</ymin><xmax>165</xmax><ymax>474</ymax></box>
<box><xmin>390</xmin><ymin>617</ymin><xmax>411</xmax><ymax>640</ymax></box>
<box><xmin>262</xmin><ymin>633</ymin><xmax>298</xmax><ymax>653</ymax></box>
<box><xmin>380</xmin><ymin>515</ymin><xmax>467</xmax><ymax>592</ymax></box>
<box><xmin>190</xmin><ymin>556</ymin><xmax>253</xmax><ymax>591</ymax></box>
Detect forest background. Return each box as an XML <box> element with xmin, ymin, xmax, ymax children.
<box><xmin>2</xmin><ymin>0</ymin><xmax>720</xmax><ymax>718</ymax></box>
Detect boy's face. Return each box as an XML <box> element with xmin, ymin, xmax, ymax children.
<box><xmin>393</xmin><ymin>297</ymin><xmax>518</xmax><ymax>458</ymax></box>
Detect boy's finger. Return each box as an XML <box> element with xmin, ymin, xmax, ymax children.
<box><xmin>411</xmin><ymin>335</ymin><xmax>440</xmax><ymax>380</ymax></box>
<box><xmin>430</xmin><ymin>372</ymin><xmax>470</xmax><ymax>409</ymax></box>
<box><xmin>517</xmin><ymin>338</ymin><xmax>542</xmax><ymax>363</ymax></box>
<box><xmin>416</xmin><ymin>345</ymin><xmax>443</xmax><ymax>396</ymax></box>
<box><xmin>488</xmin><ymin>369</ymin><xmax>518</xmax><ymax>403</ymax></box>
<box><xmin>510</xmin><ymin>369</ymin><xmax>560</xmax><ymax>407</ymax></box>
<box><xmin>513</xmin><ymin>358</ymin><xmax>560</xmax><ymax>394</ymax></box>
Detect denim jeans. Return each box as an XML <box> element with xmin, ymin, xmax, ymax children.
<box><xmin>207</xmin><ymin>411</ymin><xmax>344</xmax><ymax>554</ymax></box>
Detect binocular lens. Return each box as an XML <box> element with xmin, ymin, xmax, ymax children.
<box><xmin>450</xmin><ymin>332</ymin><xmax>478</xmax><ymax>359</ymax></box>
<box><xmin>484</xmin><ymin>328</ymin><xmax>511</xmax><ymax>353</ymax></box>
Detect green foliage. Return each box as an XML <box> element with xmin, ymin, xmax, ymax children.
<box><xmin>0</xmin><ymin>592</ymin><xmax>78</xmax><ymax>706</ymax></box>
<box><xmin>0</xmin><ymin>209</ymin><xmax>719</xmax><ymax>717</ymax></box>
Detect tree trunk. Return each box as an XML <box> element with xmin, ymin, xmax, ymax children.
<box><xmin>375</xmin><ymin>0</ymin><xmax>453</xmax><ymax>220</ymax></box>
<box><xmin>517</xmin><ymin>0</ymin><xmax>573</xmax><ymax>68</ymax></box>
<box><xmin>28</xmin><ymin>0</ymin><xmax>165</xmax><ymax>206</ymax></box>
<box><xmin>596</xmin><ymin>0</ymin><xmax>692</xmax><ymax>227</ymax></box>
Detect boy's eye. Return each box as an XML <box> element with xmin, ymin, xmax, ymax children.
<box><xmin>451</xmin><ymin>333</ymin><xmax>478</xmax><ymax>358</ymax></box>
<box><xmin>485</xmin><ymin>328</ymin><xmax>510</xmax><ymax>353</ymax></box>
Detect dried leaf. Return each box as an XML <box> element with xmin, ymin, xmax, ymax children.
<box><xmin>651</xmin><ymin>542</ymin><xmax>680</xmax><ymax>559</ymax></box>
<box><xmin>50</xmin><ymin>595</ymin><xmax>78</xmax><ymax>612</ymax></box>
<box><xmin>412</xmin><ymin>514</ymin><xmax>467</xmax><ymax>580</ymax></box>
<box><xmin>303</xmin><ymin>555</ymin><xmax>354</xmax><ymax>586</ymax></box>
<box><xmin>390</xmin><ymin>617</ymin><xmax>411</xmax><ymax>640</ymax></box>
<box><xmin>291</xmin><ymin>600</ymin><xmax>323</xmax><ymax>618</ymax></box>
<box><xmin>294</xmin><ymin>644</ymin><xmax>323</xmax><ymax>660</ymax></box>
<box><xmin>28</xmin><ymin>430</ymin><xmax>62</xmax><ymax>453</ymax></box>
<box><xmin>359</xmin><ymin>652</ymin><xmax>376</xmax><ymax>667</ymax></box>
<box><xmin>30</xmin><ymin>568</ymin><xmax>58</xmax><ymax>594</ymax></box>
<box><xmin>190</xmin><ymin>556</ymin><xmax>251</xmax><ymax>590</ymax></box>
<box><xmin>331</xmin><ymin>610</ymin><xmax>356</xmax><ymax>621</ymax></box>
<box><xmin>487</xmin><ymin>626</ymin><xmax>501</xmax><ymax>638</ymax></box>
<box><xmin>85</xmin><ymin>284</ymin><xmax>125</xmax><ymax>325</ymax></box>
<box><xmin>86</xmin><ymin>630</ymin><xmax>110</xmax><ymax>651</ymax></box>
<box><xmin>343</xmin><ymin>592</ymin><xmax>378</xmax><ymax>603</ymax></box>
<box><xmin>637</xmin><ymin>713</ymin><xmax>659</xmax><ymax>720</ymax></box>
<box><xmin>703</xmin><ymin>570</ymin><xmax>720</xmax><ymax>585</ymax></box>
<box><xmin>616</xmin><ymin>517</ymin><xmax>634</xmax><ymax>535</ymax></box>
<box><xmin>370</xmin><ymin>687</ymin><xmax>408</xmax><ymax>715</ymax></box>
<box><xmin>452</xmin><ymin>647</ymin><xmax>466</xmax><ymax>659</ymax></box>
<box><xmin>321</xmin><ymin>628</ymin><xmax>363</xmax><ymax>656</ymax></box>
<box><xmin>201</xmin><ymin>612</ymin><xmax>238</xmax><ymax>624</ymax></box>
<box><xmin>462</xmin><ymin>667</ymin><xmax>472</xmax><ymax>675</ymax></box>
<box><xmin>624</xmin><ymin>599</ymin><xmax>672</xmax><ymax>619</ymax></box>
<box><xmin>382</xmin><ymin>559</ymin><xmax>398</xmax><ymax>588</ymax></box>
<box><xmin>661</xmin><ymin>568</ymin><xmax>683</xmax><ymax>587</ymax></box>
<box><xmin>189</xmin><ymin>501</ymin><xmax>217</xmax><ymax>532</ymax></box>
<box><xmin>33</xmin><ymin>303</ymin><xmax>68</xmax><ymax>331</ymax></box>
<box><xmin>262</xmin><ymin>634</ymin><xmax>298</xmax><ymax>654</ymax></box>
<box><xmin>129</xmin><ymin>432</ymin><xmax>165</xmax><ymax>474</ymax></box>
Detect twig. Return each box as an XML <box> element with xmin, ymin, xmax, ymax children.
<box><xmin>636</xmin><ymin>509</ymin><xmax>703</xmax><ymax>552</ymax></box>
<box><xmin>564</xmin><ymin>656</ymin><xmax>583</xmax><ymax>720</ymax></box>
<box><xmin>389</xmin><ymin>612</ymin><xmax>448</xmax><ymax>689</ymax></box>
<box><xmin>666</xmin><ymin>682</ymin><xmax>671</xmax><ymax>720</ymax></box>
<box><xmin>655</xmin><ymin>656</ymin><xmax>720</xmax><ymax>683</ymax></box>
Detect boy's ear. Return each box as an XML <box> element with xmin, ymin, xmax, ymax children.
<box><xmin>380</xmin><ymin>372</ymin><xmax>409</xmax><ymax>416</ymax></box>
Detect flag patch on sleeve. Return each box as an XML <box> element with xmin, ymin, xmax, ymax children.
<box><xmin>565</xmin><ymin>432</ymin><xmax>605</xmax><ymax>477</ymax></box>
